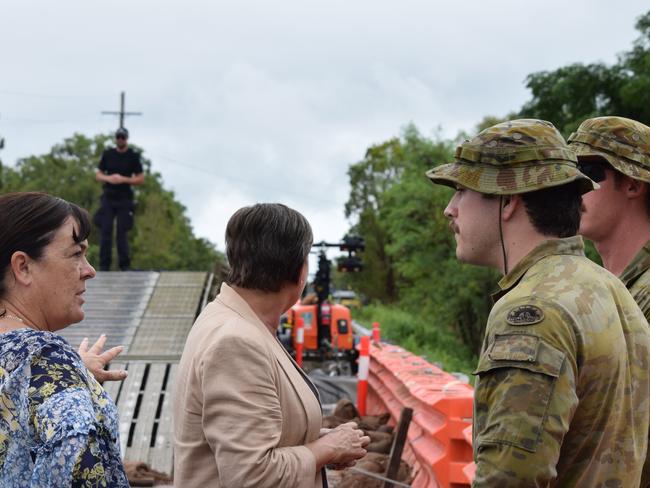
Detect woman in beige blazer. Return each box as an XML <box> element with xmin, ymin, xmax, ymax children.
<box><xmin>173</xmin><ymin>203</ymin><xmax>369</xmax><ymax>488</ymax></box>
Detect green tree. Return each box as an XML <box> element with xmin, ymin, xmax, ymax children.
<box><xmin>1</xmin><ymin>133</ymin><xmax>223</xmax><ymax>272</ymax></box>
<box><xmin>344</xmin><ymin>137</ymin><xmax>405</xmax><ymax>303</ymax></box>
<box><xmin>345</xmin><ymin>124</ymin><xmax>497</xmax><ymax>353</ymax></box>
<box><xmin>619</xmin><ymin>11</ymin><xmax>650</xmax><ymax>122</ymax></box>
<box><xmin>519</xmin><ymin>10</ymin><xmax>650</xmax><ymax>135</ymax></box>
<box><xmin>382</xmin><ymin>128</ymin><xmax>498</xmax><ymax>352</ymax></box>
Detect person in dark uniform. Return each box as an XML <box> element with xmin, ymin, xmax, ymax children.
<box><xmin>95</xmin><ymin>127</ymin><xmax>144</xmax><ymax>271</ymax></box>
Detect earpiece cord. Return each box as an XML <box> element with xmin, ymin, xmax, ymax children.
<box><xmin>499</xmin><ymin>195</ymin><xmax>508</xmax><ymax>275</ymax></box>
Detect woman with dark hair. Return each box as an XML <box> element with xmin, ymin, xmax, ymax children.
<box><xmin>173</xmin><ymin>203</ymin><xmax>370</xmax><ymax>488</ymax></box>
<box><xmin>0</xmin><ymin>192</ymin><xmax>129</xmax><ymax>487</ymax></box>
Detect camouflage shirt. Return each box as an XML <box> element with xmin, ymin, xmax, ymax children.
<box><xmin>618</xmin><ymin>242</ymin><xmax>650</xmax><ymax>488</ymax></box>
<box><xmin>472</xmin><ymin>236</ymin><xmax>650</xmax><ymax>487</ymax></box>
<box><xmin>620</xmin><ymin>241</ymin><xmax>650</xmax><ymax>321</ymax></box>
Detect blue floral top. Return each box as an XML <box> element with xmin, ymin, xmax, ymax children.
<box><xmin>0</xmin><ymin>328</ymin><xmax>129</xmax><ymax>487</ymax></box>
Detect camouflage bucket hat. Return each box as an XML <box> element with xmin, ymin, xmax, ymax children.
<box><xmin>568</xmin><ymin>116</ymin><xmax>650</xmax><ymax>183</ymax></box>
<box><xmin>426</xmin><ymin>119</ymin><xmax>597</xmax><ymax>195</ymax></box>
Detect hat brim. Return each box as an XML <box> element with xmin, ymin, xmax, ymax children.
<box><xmin>571</xmin><ymin>142</ymin><xmax>650</xmax><ymax>184</ymax></box>
<box><xmin>425</xmin><ymin>161</ymin><xmax>598</xmax><ymax>195</ymax></box>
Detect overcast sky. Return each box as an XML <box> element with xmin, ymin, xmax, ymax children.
<box><xmin>1</xmin><ymin>1</ymin><xmax>648</xmax><ymax>256</ymax></box>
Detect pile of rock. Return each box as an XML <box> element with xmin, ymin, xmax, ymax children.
<box><xmin>324</xmin><ymin>399</ymin><xmax>412</xmax><ymax>488</ymax></box>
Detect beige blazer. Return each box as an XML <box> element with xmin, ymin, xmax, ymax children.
<box><xmin>173</xmin><ymin>283</ymin><xmax>323</xmax><ymax>488</ymax></box>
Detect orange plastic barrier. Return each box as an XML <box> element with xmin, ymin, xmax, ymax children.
<box><xmin>295</xmin><ymin>316</ymin><xmax>304</xmax><ymax>368</ymax></box>
<box><xmin>372</xmin><ymin>321</ymin><xmax>381</xmax><ymax>343</ymax></box>
<box><xmin>366</xmin><ymin>343</ymin><xmax>475</xmax><ymax>488</ymax></box>
<box><xmin>357</xmin><ymin>336</ymin><xmax>370</xmax><ymax>415</ymax></box>
<box><xmin>461</xmin><ymin>425</ymin><xmax>476</xmax><ymax>481</ymax></box>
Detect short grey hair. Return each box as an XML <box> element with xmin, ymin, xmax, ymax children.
<box><xmin>225</xmin><ymin>203</ymin><xmax>313</xmax><ymax>292</ymax></box>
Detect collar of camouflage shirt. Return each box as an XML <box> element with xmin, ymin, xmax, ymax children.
<box><xmin>619</xmin><ymin>240</ymin><xmax>650</xmax><ymax>288</ymax></box>
<box><xmin>495</xmin><ymin>236</ymin><xmax>585</xmax><ymax>298</ymax></box>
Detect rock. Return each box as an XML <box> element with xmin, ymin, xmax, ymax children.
<box><xmin>123</xmin><ymin>461</ymin><xmax>173</xmax><ymax>487</ymax></box>
<box><xmin>376</xmin><ymin>424</ymin><xmax>394</xmax><ymax>434</ymax></box>
<box><xmin>334</xmin><ymin>452</ymin><xmax>411</xmax><ymax>488</ymax></box>
<box><xmin>333</xmin><ymin>399</ymin><xmax>359</xmax><ymax>420</ymax></box>
<box><xmin>366</xmin><ymin>430</ymin><xmax>393</xmax><ymax>454</ymax></box>
<box><xmin>322</xmin><ymin>414</ymin><xmax>350</xmax><ymax>429</ymax></box>
<box><xmin>363</xmin><ymin>412</ymin><xmax>390</xmax><ymax>428</ymax></box>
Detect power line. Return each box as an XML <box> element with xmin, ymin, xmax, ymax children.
<box><xmin>0</xmin><ymin>89</ymin><xmax>108</xmax><ymax>99</ymax></box>
<box><xmin>0</xmin><ymin>115</ymin><xmax>98</xmax><ymax>125</ymax></box>
<box><xmin>150</xmin><ymin>152</ymin><xmax>343</xmax><ymax>207</ymax></box>
<box><xmin>0</xmin><ymin>88</ymin><xmax>347</xmax><ymax>208</ymax></box>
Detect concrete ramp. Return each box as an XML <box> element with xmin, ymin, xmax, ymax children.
<box><xmin>129</xmin><ymin>272</ymin><xmax>208</xmax><ymax>356</ymax></box>
<box><xmin>58</xmin><ymin>271</ymin><xmax>159</xmax><ymax>351</ymax></box>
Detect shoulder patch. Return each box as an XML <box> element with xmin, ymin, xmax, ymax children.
<box><xmin>506</xmin><ymin>305</ymin><xmax>544</xmax><ymax>326</ymax></box>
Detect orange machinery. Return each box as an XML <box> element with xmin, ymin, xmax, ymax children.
<box><xmin>287</xmin><ymin>301</ymin><xmax>354</xmax><ymax>356</ymax></box>
<box><xmin>281</xmin><ymin>237</ymin><xmax>363</xmax><ymax>368</ymax></box>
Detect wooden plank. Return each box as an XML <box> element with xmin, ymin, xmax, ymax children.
<box><xmin>383</xmin><ymin>407</ymin><xmax>413</xmax><ymax>488</ymax></box>
<box><xmin>126</xmin><ymin>363</ymin><xmax>167</xmax><ymax>464</ymax></box>
<box><xmin>150</xmin><ymin>363</ymin><xmax>177</xmax><ymax>475</ymax></box>
<box><xmin>116</xmin><ymin>363</ymin><xmax>147</xmax><ymax>457</ymax></box>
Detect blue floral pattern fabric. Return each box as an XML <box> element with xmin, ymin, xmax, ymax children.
<box><xmin>0</xmin><ymin>328</ymin><xmax>129</xmax><ymax>487</ymax></box>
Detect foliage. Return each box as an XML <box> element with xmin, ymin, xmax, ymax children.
<box><xmin>0</xmin><ymin>133</ymin><xmax>224</xmax><ymax>272</ymax></box>
<box><xmin>341</xmin><ymin>115</ymin><xmax>607</xmax><ymax>355</ymax></box>
<box><xmin>519</xmin><ymin>10</ymin><xmax>650</xmax><ymax>136</ymax></box>
<box><xmin>354</xmin><ymin>304</ymin><xmax>476</xmax><ymax>378</ymax></box>
<box><xmin>343</xmin><ymin>138</ymin><xmax>403</xmax><ymax>303</ymax></box>
<box><xmin>344</xmin><ymin>125</ymin><xmax>498</xmax><ymax>354</ymax></box>
<box><xmin>343</xmin><ymin>10</ymin><xmax>650</xmax><ymax>356</ymax></box>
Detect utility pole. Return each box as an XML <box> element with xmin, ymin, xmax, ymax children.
<box><xmin>101</xmin><ymin>91</ymin><xmax>142</xmax><ymax>129</ymax></box>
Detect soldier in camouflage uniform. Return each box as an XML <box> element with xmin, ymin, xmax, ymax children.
<box><xmin>569</xmin><ymin>116</ymin><xmax>650</xmax><ymax>317</ymax></box>
<box><xmin>426</xmin><ymin>119</ymin><xmax>650</xmax><ymax>487</ymax></box>
<box><xmin>568</xmin><ymin>116</ymin><xmax>650</xmax><ymax>487</ymax></box>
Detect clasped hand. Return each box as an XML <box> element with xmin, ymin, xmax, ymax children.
<box><xmin>320</xmin><ymin>421</ymin><xmax>371</xmax><ymax>469</ymax></box>
<box><xmin>107</xmin><ymin>174</ymin><xmax>128</xmax><ymax>184</ymax></box>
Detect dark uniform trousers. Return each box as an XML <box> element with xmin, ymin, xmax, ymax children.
<box><xmin>99</xmin><ymin>194</ymin><xmax>134</xmax><ymax>271</ymax></box>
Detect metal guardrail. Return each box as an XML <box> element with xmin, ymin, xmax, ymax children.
<box><xmin>200</xmin><ymin>272</ymin><xmax>215</xmax><ymax>311</ymax></box>
<box><xmin>352</xmin><ymin>319</ymin><xmax>371</xmax><ymax>336</ymax></box>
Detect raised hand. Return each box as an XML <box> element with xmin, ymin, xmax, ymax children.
<box><xmin>78</xmin><ymin>334</ymin><xmax>128</xmax><ymax>383</ymax></box>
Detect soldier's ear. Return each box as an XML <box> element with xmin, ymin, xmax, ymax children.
<box><xmin>625</xmin><ymin>177</ymin><xmax>645</xmax><ymax>199</ymax></box>
<box><xmin>500</xmin><ymin>195</ymin><xmax>520</xmax><ymax>221</ymax></box>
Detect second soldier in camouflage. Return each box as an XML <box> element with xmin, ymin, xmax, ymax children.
<box><xmin>569</xmin><ymin>116</ymin><xmax>650</xmax><ymax>317</ymax></box>
<box><xmin>569</xmin><ymin>115</ymin><xmax>650</xmax><ymax>487</ymax></box>
<box><xmin>427</xmin><ymin>119</ymin><xmax>650</xmax><ymax>487</ymax></box>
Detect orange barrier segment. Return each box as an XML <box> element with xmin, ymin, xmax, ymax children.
<box><xmin>462</xmin><ymin>425</ymin><xmax>476</xmax><ymax>481</ymax></box>
<box><xmin>366</xmin><ymin>343</ymin><xmax>475</xmax><ymax>488</ymax></box>
<box><xmin>295</xmin><ymin>316</ymin><xmax>304</xmax><ymax>368</ymax></box>
<box><xmin>372</xmin><ymin>321</ymin><xmax>381</xmax><ymax>343</ymax></box>
<box><xmin>357</xmin><ymin>335</ymin><xmax>370</xmax><ymax>416</ymax></box>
